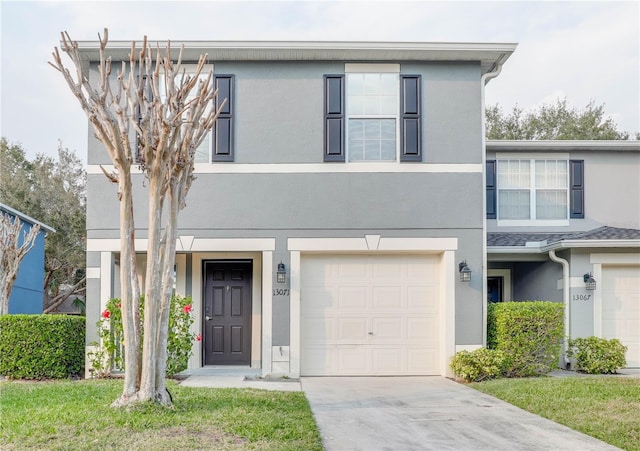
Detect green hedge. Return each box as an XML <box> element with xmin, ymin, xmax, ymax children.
<box><xmin>0</xmin><ymin>315</ymin><xmax>85</xmax><ymax>379</ymax></box>
<box><xmin>567</xmin><ymin>336</ymin><xmax>627</xmax><ymax>374</ymax></box>
<box><xmin>488</xmin><ymin>301</ymin><xmax>564</xmax><ymax>377</ymax></box>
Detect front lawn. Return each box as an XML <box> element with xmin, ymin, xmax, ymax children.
<box><xmin>471</xmin><ymin>376</ymin><xmax>640</xmax><ymax>451</ymax></box>
<box><xmin>0</xmin><ymin>379</ymin><xmax>322</xmax><ymax>450</ymax></box>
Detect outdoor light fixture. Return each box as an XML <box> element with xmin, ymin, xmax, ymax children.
<box><xmin>584</xmin><ymin>273</ymin><xmax>596</xmax><ymax>291</ymax></box>
<box><xmin>459</xmin><ymin>261</ymin><xmax>471</xmax><ymax>283</ymax></box>
<box><xmin>277</xmin><ymin>262</ymin><xmax>286</xmax><ymax>284</ymax></box>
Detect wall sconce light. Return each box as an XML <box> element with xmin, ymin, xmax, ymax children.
<box><xmin>583</xmin><ymin>273</ymin><xmax>596</xmax><ymax>291</ymax></box>
<box><xmin>277</xmin><ymin>262</ymin><xmax>286</xmax><ymax>284</ymax></box>
<box><xmin>459</xmin><ymin>261</ymin><xmax>471</xmax><ymax>283</ymax></box>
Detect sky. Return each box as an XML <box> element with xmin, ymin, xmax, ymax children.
<box><xmin>1</xmin><ymin>0</ymin><xmax>638</xmax><ymax>163</ymax></box>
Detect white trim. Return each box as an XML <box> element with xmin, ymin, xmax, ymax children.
<box><xmin>345</xmin><ymin>63</ymin><xmax>400</xmax><ymax>73</ymax></box>
<box><xmin>288</xmin><ymin>236</ymin><xmax>458</xmax><ymax>252</ymax></box>
<box><xmin>86</xmin><ymin>267</ymin><xmax>100</xmax><ymax>279</ymax></box>
<box><xmin>99</xmin><ymin>252</ymin><xmax>112</xmax><ymax>313</ymax></box>
<box><xmin>442</xmin><ymin>250</ymin><xmax>456</xmax><ymax>377</ymax></box>
<box><xmin>289</xmin><ymin>251</ymin><xmax>301</xmax><ymax>378</ymax></box>
<box><xmin>497</xmin><ymin>219</ymin><xmax>570</xmax><ymax>227</ymax></box>
<box><xmin>87</xmin><ymin>237</ymin><xmax>275</xmax><ymax>252</ymax></box>
<box><xmin>487</xmin><ymin>269</ymin><xmax>512</xmax><ymax>301</ymax></box>
<box><xmin>496</xmin><ymin>152</ymin><xmax>570</xmax><ymax>160</ymax></box>
<box><xmin>174</xmin><ymin>254</ymin><xmax>187</xmax><ymax>296</ymax></box>
<box><xmin>455</xmin><ymin>344</ymin><xmax>483</xmax><ymax>353</ymax></box>
<box><xmin>593</xmin><ymin>263</ymin><xmax>603</xmax><ymax>337</ymax></box>
<box><xmin>261</xmin><ymin>252</ymin><xmax>273</xmax><ymax>376</ymax></box>
<box><xmin>88</xmin><ymin>163</ymin><xmax>483</xmax><ymax>175</ymax></box>
<box><xmin>590</xmin><ymin>253</ymin><xmax>640</xmax><ymax>264</ymax></box>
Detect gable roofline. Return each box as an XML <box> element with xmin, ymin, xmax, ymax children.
<box><xmin>487</xmin><ymin>140</ymin><xmax>640</xmax><ymax>152</ymax></box>
<box><xmin>74</xmin><ymin>40</ymin><xmax>516</xmax><ymax>76</ymax></box>
<box><xmin>0</xmin><ymin>202</ymin><xmax>56</xmax><ymax>234</ymax></box>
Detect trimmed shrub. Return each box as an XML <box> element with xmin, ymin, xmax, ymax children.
<box><xmin>567</xmin><ymin>336</ymin><xmax>627</xmax><ymax>374</ymax></box>
<box><xmin>488</xmin><ymin>301</ymin><xmax>564</xmax><ymax>377</ymax></box>
<box><xmin>0</xmin><ymin>314</ymin><xmax>85</xmax><ymax>379</ymax></box>
<box><xmin>450</xmin><ymin>348</ymin><xmax>506</xmax><ymax>382</ymax></box>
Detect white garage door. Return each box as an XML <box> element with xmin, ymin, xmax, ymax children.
<box><xmin>300</xmin><ymin>254</ymin><xmax>440</xmax><ymax>376</ymax></box>
<box><xmin>602</xmin><ymin>265</ymin><xmax>640</xmax><ymax>368</ymax></box>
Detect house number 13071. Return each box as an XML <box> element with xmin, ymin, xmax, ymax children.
<box><xmin>273</xmin><ymin>289</ymin><xmax>289</xmax><ymax>296</ymax></box>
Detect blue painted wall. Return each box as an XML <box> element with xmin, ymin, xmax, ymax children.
<box><xmin>5</xmin><ymin>214</ymin><xmax>46</xmax><ymax>314</ymax></box>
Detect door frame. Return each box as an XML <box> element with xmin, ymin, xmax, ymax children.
<box><xmin>202</xmin><ymin>259</ymin><xmax>253</xmax><ymax>366</ymax></box>
<box><xmin>190</xmin><ymin>251</ymin><xmax>268</xmax><ymax>370</ymax></box>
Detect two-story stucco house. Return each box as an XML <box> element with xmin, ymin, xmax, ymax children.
<box><xmin>486</xmin><ymin>140</ymin><xmax>640</xmax><ymax>368</ymax></box>
<box><xmin>82</xmin><ymin>41</ymin><xmax>517</xmax><ymax>378</ymax></box>
<box><xmin>0</xmin><ymin>202</ymin><xmax>55</xmax><ymax>314</ymax></box>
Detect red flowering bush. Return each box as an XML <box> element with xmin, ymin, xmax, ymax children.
<box><xmin>89</xmin><ymin>295</ymin><xmax>199</xmax><ymax>377</ymax></box>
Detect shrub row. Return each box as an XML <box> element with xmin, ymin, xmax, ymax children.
<box><xmin>0</xmin><ymin>314</ymin><xmax>85</xmax><ymax>379</ymax></box>
<box><xmin>451</xmin><ymin>301</ymin><xmax>628</xmax><ymax>382</ymax></box>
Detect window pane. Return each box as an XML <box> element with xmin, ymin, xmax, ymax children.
<box><xmin>536</xmin><ymin>160</ymin><xmax>567</xmax><ymax>188</ymax></box>
<box><xmin>349</xmin><ymin>119</ymin><xmax>395</xmax><ymax>161</ymax></box>
<box><xmin>536</xmin><ymin>190</ymin><xmax>568</xmax><ymax>219</ymax></box>
<box><xmin>498</xmin><ymin>190</ymin><xmax>530</xmax><ymax>219</ymax></box>
<box><xmin>194</xmin><ymin>136</ymin><xmax>209</xmax><ymax>163</ymax></box>
<box><xmin>347</xmin><ymin>73</ymin><xmax>398</xmax><ymax>161</ymax></box>
<box><xmin>498</xmin><ymin>160</ymin><xmax>530</xmax><ymax>189</ymax></box>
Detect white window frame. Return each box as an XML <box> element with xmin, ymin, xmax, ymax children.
<box><xmin>496</xmin><ymin>153</ymin><xmax>570</xmax><ymax>226</ymax></box>
<box><xmin>345</xmin><ymin>64</ymin><xmax>400</xmax><ymax>163</ymax></box>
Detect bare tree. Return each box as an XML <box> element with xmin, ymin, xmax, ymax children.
<box><xmin>0</xmin><ymin>213</ymin><xmax>41</xmax><ymax>315</ymax></box>
<box><xmin>50</xmin><ymin>29</ymin><xmax>223</xmax><ymax>406</ymax></box>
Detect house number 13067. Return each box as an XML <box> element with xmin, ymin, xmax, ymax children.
<box><xmin>572</xmin><ymin>294</ymin><xmax>591</xmax><ymax>301</ymax></box>
<box><xmin>273</xmin><ymin>289</ymin><xmax>290</xmax><ymax>296</ymax></box>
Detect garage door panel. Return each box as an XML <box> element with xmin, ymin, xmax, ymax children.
<box><xmin>301</xmin><ymin>254</ymin><xmax>441</xmax><ymax>376</ymax></box>
<box><xmin>337</xmin><ymin>347</ymin><xmax>368</xmax><ymax>373</ymax></box>
<box><xmin>408</xmin><ymin>286</ymin><xmax>438</xmax><ymax>312</ymax></box>
<box><xmin>372</xmin><ymin>287</ymin><xmax>403</xmax><ymax>309</ymax></box>
<box><xmin>371</xmin><ymin>317</ymin><xmax>403</xmax><ymax>341</ymax></box>
<box><xmin>407</xmin><ymin>317</ymin><xmax>438</xmax><ymax>341</ymax></box>
<box><xmin>602</xmin><ymin>265</ymin><xmax>640</xmax><ymax>368</ymax></box>
<box><xmin>337</xmin><ymin>317</ymin><xmax>368</xmax><ymax>342</ymax></box>
<box><xmin>371</xmin><ymin>348</ymin><xmax>403</xmax><ymax>373</ymax></box>
<box><xmin>338</xmin><ymin>286</ymin><xmax>368</xmax><ymax>309</ymax></box>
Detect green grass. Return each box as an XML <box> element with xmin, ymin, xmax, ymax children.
<box><xmin>0</xmin><ymin>379</ymin><xmax>322</xmax><ymax>450</ymax></box>
<box><xmin>471</xmin><ymin>376</ymin><xmax>640</xmax><ymax>451</ymax></box>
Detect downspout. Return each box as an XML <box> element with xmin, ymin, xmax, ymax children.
<box><xmin>548</xmin><ymin>249</ymin><xmax>570</xmax><ymax>368</ymax></box>
<box><xmin>480</xmin><ymin>57</ymin><xmax>505</xmax><ymax>346</ymax></box>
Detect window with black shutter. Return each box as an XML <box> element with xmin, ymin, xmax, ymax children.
<box><xmin>212</xmin><ymin>75</ymin><xmax>234</xmax><ymax>162</ymax></box>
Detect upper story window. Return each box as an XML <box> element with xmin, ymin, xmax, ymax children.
<box><xmin>346</xmin><ymin>73</ymin><xmax>399</xmax><ymax>161</ymax></box>
<box><xmin>487</xmin><ymin>155</ymin><xmax>584</xmax><ymax>225</ymax></box>
<box><xmin>324</xmin><ymin>65</ymin><xmax>421</xmax><ymax>163</ymax></box>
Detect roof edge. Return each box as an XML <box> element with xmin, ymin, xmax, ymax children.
<box><xmin>0</xmin><ymin>203</ymin><xmax>56</xmax><ymax>233</ymax></box>
<box><xmin>487</xmin><ymin>140</ymin><xmax>640</xmax><ymax>152</ymax></box>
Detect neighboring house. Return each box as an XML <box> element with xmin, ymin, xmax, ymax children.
<box><xmin>486</xmin><ymin>140</ymin><xmax>640</xmax><ymax>368</ymax></box>
<box><xmin>82</xmin><ymin>41</ymin><xmax>517</xmax><ymax>378</ymax></box>
<box><xmin>0</xmin><ymin>203</ymin><xmax>55</xmax><ymax>314</ymax></box>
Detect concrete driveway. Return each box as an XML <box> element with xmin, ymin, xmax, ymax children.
<box><xmin>301</xmin><ymin>376</ymin><xmax>619</xmax><ymax>451</ymax></box>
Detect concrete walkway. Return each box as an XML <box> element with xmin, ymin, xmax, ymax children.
<box><xmin>301</xmin><ymin>376</ymin><xmax>621</xmax><ymax>451</ymax></box>
<box><xmin>178</xmin><ymin>367</ymin><xmax>302</xmax><ymax>392</ymax></box>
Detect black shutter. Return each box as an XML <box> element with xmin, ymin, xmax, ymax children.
<box><xmin>570</xmin><ymin>160</ymin><xmax>584</xmax><ymax>218</ymax></box>
<box><xmin>212</xmin><ymin>75</ymin><xmax>234</xmax><ymax>162</ymax></box>
<box><xmin>400</xmin><ymin>75</ymin><xmax>422</xmax><ymax>162</ymax></box>
<box><xmin>324</xmin><ymin>75</ymin><xmax>345</xmax><ymax>162</ymax></box>
<box><xmin>486</xmin><ymin>160</ymin><xmax>497</xmax><ymax>219</ymax></box>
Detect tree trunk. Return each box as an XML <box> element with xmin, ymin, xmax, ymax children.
<box><xmin>138</xmin><ymin>172</ymin><xmax>167</xmax><ymax>403</ymax></box>
<box><xmin>112</xmin><ymin>172</ymin><xmax>142</xmax><ymax>406</ymax></box>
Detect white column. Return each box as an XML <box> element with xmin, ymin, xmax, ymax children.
<box><xmin>289</xmin><ymin>251</ymin><xmax>301</xmax><ymax>377</ymax></box>
<box><xmin>261</xmin><ymin>251</ymin><xmax>273</xmax><ymax>376</ymax></box>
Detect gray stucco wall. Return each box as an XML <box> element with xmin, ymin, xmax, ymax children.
<box><xmin>512</xmin><ymin>261</ymin><xmax>563</xmax><ymax>302</ymax></box>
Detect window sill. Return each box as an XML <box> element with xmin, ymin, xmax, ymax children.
<box><xmin>496</xmin><ymin>219</ymin><xmax>570</xmax><ymax>227</ymax></box>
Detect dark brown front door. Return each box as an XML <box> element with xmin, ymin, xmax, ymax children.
<box><xmin>203</xmin><ymin>261</ymin><xmax>252</xmax><ymax>365</ymax></box>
